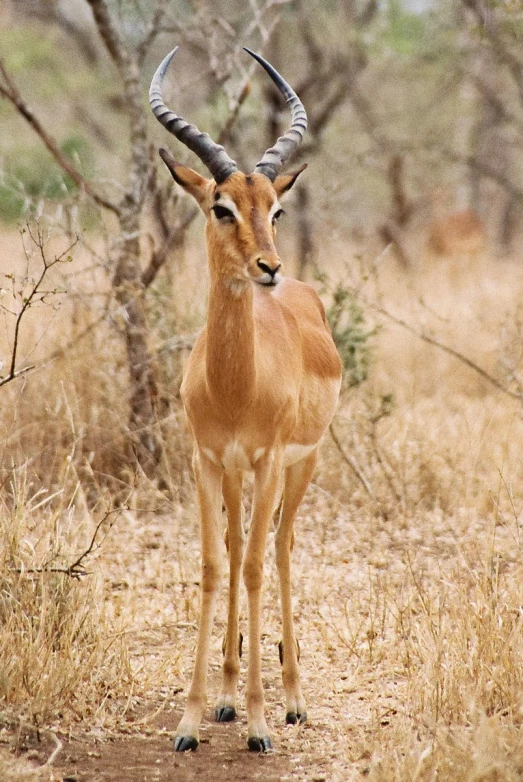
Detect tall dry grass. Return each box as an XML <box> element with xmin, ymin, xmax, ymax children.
<box><xmin>1</xmin><ymin>225</ymin><xmax>523</xmax><ymax>778</ymax></box>
<box><xmin>0</xmin><ymin>468</ymin><xmax>133</xmax><ymax>720</ymax></box>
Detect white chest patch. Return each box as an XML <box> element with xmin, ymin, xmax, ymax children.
<box><xmin>222</xmin><ymin>441</ymin><xmax>252</xmax><ymax>473</ymax></box>
<box><xmin>201</xmin><ymin>442</ymin><xmax>317</xmax><ymax>473</ymax></box>
<box><xmin>283</xmin><ymin>443</ymin><xmax>316</xmax><ymax>467</ymax></box>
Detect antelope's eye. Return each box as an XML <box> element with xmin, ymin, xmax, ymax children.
<box><xmin>272</xmin><ymin>208</ymin><xmax>285</xmax><ymax>223</ymax></box>
<box><xmin>212</xmin><ymin>204</ymin><xmax>235</xmax><ymax>221</ymax></box>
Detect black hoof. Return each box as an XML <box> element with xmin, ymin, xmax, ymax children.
<box><xmin>173</xmin><ymin>735</ymin><xmax>199</xmax><ymax>752</ymax></box>
<box><xmin>215</xmin><ymin>706</ymin><xmax>236</xmax><ymax>722</ymax></box>
<box><xmin>247</xmin><ymin>735</ymin><xmax>273</xmax><ymax>753</ymax></box>
<box><xmin>286</xmin><ymin>711</ymin><xmax>307</xmax><ymax>725</ymax></box>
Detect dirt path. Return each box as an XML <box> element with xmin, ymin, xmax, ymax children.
<box><xmin>56</xmin><ymin>716</ymin><xmax>295</xmax><ymax>782</ymax></box>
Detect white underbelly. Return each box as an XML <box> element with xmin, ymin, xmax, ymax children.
<box><xmin>202</xmin><ymin>441</ymin><xmax>317</xmax><ymax>473</ymax></box>
<box><xmin>283</xmin><ymin>443</ymin><xmax>316</xmax><ymax>467</ymax></box>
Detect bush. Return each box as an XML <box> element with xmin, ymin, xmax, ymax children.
<box><xmin>0</xmin><ymin>135</ymin><xmax>93</xmax><ymax>222</ymax></box>
<box><xmin>322</xmin><ymin>277</ymin><xmax>377</xmax><ymax>388</ymax></box>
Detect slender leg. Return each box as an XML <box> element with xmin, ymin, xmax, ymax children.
<box><xmin>275</xmin><ymin>447</ymin><xmax>318</xmax><ymax>725</ymax></box>
<box><xmin>243</xmin><ymin>451</ymin><xmax>283</xmax><ymax>752</ymax></box>
<box><xmin>174</xmin><ymin>449</ymin><xmax>224</xmax><ymax>751</ymax></box>
<box><xmin>215</xmin><ymin>470</ymin><xmax>244</xmax><ymax>723</ymax></box>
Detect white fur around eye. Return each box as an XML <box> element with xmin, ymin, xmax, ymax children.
<box><xmin>268</xmin><ymin>200</ymin><xmax>283</xmax><ymax>224</ymax></box>
<box><xmin>214</xmin><ymin>196</ymin><xmax>243</xmax><ymax>223</ymax></box>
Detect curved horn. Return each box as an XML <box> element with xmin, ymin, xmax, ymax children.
<box><xmin>149</xmin><ymin>47</ymin><xmax>238</xmax><ymax>184</ymax></box>
<box><xmin>244</xmin><ymin>47</ymin><xmax>307</xmax><ymax>182</ymax></box>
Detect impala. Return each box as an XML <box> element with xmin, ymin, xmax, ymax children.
<box><xmin>426</xmin><ymin>188</ymin><xmax>486</xmax><ymax>260</ymax></box>
<box><xmin>150</xmin><ymin>46</ymin><xmax>342</xmax><ymax>753</ymax></box>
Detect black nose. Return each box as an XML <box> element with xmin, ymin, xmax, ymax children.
<box><xmin>257</xmin><ymin>260</ymin><xmax>281</xmax><ymax>278</ymax></box>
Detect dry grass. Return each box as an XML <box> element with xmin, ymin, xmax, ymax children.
<box><xmin>1</xmin><ymin>226</ymin><xmax>523</xmax><ymax>779</ymax></box>
<box><xmin>0</xmin><ymin>473</ymin><xmax>132</xmax><ymax>727</ymax></box>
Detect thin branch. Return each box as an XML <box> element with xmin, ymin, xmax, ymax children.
<box><xmin>443</xmin><ymin>147</ymin><xmax>523</xmax><ymax>202</ymax></box>
<box><xmin>0</xmin><ymin>365</ymin><xmax>35</xmax><ymax>388</ymax></box>
<box><xmin>368</xmin><ymin>301</ymin><xmax>523</xmax><ymax>403</ymax></box>
<box><xmin>469</xmin><ymin>69</ymin><xmax>523</xmax><ymax>130</ymax></box>
<box><xmin>217</xmin><ymin>80</ymin><xmax>252</xmax><ymax>146</ymax></box>
<box><xmin>84</xmin><ymin>0</ymin><xmax>126</xmax><ymax>70</ymax></box>
<box><xmin>44</xmin><ymin>731</ymin><xmax>63</xmax><ymax>767</ymax></box>
<box><xmin>141</xmin><ymin>206</ymin><xmax>199</xmax><ymax>289</ymax></box>
<box><xmin>368</xmin><ymin>415</ymin><xmax>403</xmax><ymax>506</ymax></box>
<box><xmin>329</xmin><ymin>422</ymin><xmax>375</xmax><ymax>498</ymax></box>
<box><xmin>12</xmin><ymin>509</ymin><xmax>122</xmax><ymax>580</ymax></box>
<box><xmin>462</xmin><ymin>0</ymin><xmax>523</xmax><ymax>106</ymax></box>
<box><xmin>0</xmin><ymin>712</ymin><xmax>62</xmax><ymax>767</ymax></box>
<box><xmin>0</xmin><ymin>227</ymin><xmax>77</xmax><ymax>389</ymax></box>
<box><xmin>156</xmin><ymin>332</ymin><xmax>197</xmax><ymax>356</ymax></box>
<box><xmin>42</xmin><ymin>309</ymin><xmax>110</xmax><ymax>364</ymax></box>
<box><xmin>0</xmin><ymin>58</ymin><xmax>120</xmax><ymax>215</ymax></box>
<box><xmin>137</xmin><ymin>1</ymin><xmax>172</xmax><ymax>66</ymax></box>
<box><xmin>348</xmin><ymin>82</ymin><xmax>394</xmax><ymax>154</ymax></box>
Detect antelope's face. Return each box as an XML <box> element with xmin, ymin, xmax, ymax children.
<box><xmin>159</xmin><ymin>152</ymin><xmax>306</xmax><ymax>288</ymax></box>
<box><xmin>151</xmin><ymin>46</ymin><xmax>308</xmax><ymax>289</ymax></box>
<box><xmin>210</xmin><ymin>173</ymin><xmax>284</xmax><ymax>287</ymax></box>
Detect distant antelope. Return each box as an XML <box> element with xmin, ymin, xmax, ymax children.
<box><xmin>426</xmin><ymin>189</ymin><xmax>486</xmax><ymax>260</ymax></box>
<box><xmin>150</xmin><ymin>47</ymin><xmax>342</xmax><ymax>752</ymax></box>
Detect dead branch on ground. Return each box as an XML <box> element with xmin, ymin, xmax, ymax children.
<box><xmin>0</xmin><ymin>711</ymin><xmax>63</xmax><ymax>767</ymax></box>
<box><xmin>11</xmin><ymin>509</ymin><xmax>122</xmax><ymax>580</ymax></box>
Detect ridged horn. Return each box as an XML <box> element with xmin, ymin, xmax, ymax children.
<box><xmin>149</xmin><ymin>47</ymin><xmax>238</xmax><ymax>184</ymax></box>
<box><xmin>244</xmin><ymin>47</ymin><xmax>307</xmax><ymax>182</ymax></box>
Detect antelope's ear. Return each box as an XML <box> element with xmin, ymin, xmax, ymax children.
<box><xmin>273</xmin><ymin>163</ymin><xmax>307</xmax><ymax>197</ymax></box>
<box><xmin>159</xmin><ymin>148</ymin><xmax>209</xmax><ymax>205</ymax></box>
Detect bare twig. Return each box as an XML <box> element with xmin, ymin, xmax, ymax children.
<box><xmin>367</xmin><ymin>301</ymin><xmax>523</xmax><ymax>403</ymax></box>
<box><xmin>157</xmin><ymin>332</ymin><xmax>198</xmax><ymax>356</ymax></box>
<box><xmin>462</xmin><ymin>0</ymin><xmax>523</xmax><ymax>106</ymax></box>
<box><xmin>44</xmin><ymin>731</ymin><xmax>63</xmax><ymax>767</ymax></box>
<box><xmin>218</xmin><ymin>80</ymin><xmax>252</xmax><ymax>146</ymax></box>
<box><xmin>442</xmin><ymin>146</ymin><xmax>523</xmax><ymax>203</ymax></box>
<box><xmin>0</xmin><ymin>58</ymin><xmax>120</xmax><ymax>215</ymax></box>
<box><xmin>0</xmin><ymin>227</ymin><xmax>77</xmax><ymax>389</ymax></box>
<box><xmin>0</xmin><ymin>712</ymin><xmax>63</xmax><ymax>767</ymax></box>
<box><xmin>329</xmin><ymin>422</ymin><xmax>375</xmax><ymax>498</ymax></box>
<box><xmin>141</xmin><ymin>206</ymin><xmax>198</xmax><ymax>289</ymax></box>
<box><xmin>84</xmin><ymin>0</ymin><xmax>126</xmax><ymax>69</ymax></box>
<box><xmin>368</xmin><ymin>418</ymin><xmax>403</xmax><ymax>506</ymax></box>
<box><xmin>137</xmin><ymin>1</ymin><xmax>172</xmax><ymax>66</ymax></box>
<box><xmin>12</xmin><ymin>509</ymin><xmax>122</xmax><ymax>579</ymax></box>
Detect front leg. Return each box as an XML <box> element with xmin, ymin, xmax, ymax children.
<box><xmin>243</xmin><ymin>450</ymin><xmax>283</xmax><ymax>752</ymax></box>
<box><xmin>216</xmin><ymin>470</ymin><xmax>244</xmax><ymax>723</ymax></box>
<box><xmin>174</xmin><ymin>449</ymin><xmax>224</xmax><ymax>751</ymax></box>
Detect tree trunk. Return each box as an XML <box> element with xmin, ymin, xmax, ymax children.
<box><xmin>295</xmin><ymin>182</ymin><xmax>315</xmax><ymax>280</ymax></box>
<box><xmin>112</xmin><ymin>215</ymin><xmax>161</xmax><ymax>475</ymax></box>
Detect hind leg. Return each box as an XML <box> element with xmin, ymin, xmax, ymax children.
<box><xmin>275</xmin><ymin>447</ymin><xmax>318</xmax><ymax>725</ymax></box>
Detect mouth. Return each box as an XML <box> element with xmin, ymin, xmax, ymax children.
<box><xmin>253</xmin><ymin>271</ymin><xmax>282</xmax><ymax>287</ymax></box>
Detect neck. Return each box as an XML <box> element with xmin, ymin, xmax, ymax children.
<box><xmin>205</xmin><ymin>268</ymin><xmax>256</xmax><ymax>413</ymax></box>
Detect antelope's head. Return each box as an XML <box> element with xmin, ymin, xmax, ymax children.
<box><xmin>149</xmin><ymin>47</ymin><xmax>307</xmax><ymax>288</ymax></box>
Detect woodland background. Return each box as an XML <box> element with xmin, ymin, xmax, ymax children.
<box><xmin>1</xmin><ymin>1</ymin><xmax>523</xmax><ymax>780</ymax></box>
